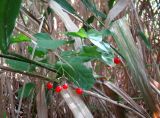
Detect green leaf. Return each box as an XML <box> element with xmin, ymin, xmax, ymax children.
<box><xmin>138</xmin><ymin>31</ymin><xmax>151</xmax><ymax>49</ymax></box>
<box><xmin>101</xmin><ymin>52</ymin><xmax>115</xmax><ymax>66</ymax></box>
<box><xmin>87</xmin><ymin>29</ymin><xmax>113</xmax><ymax>54</ymax></box>
<box><xmin>87</xmin><ymin>29</ymin><xmax>103</xmax><ymax>41</ymax></box>
<box><xmin>0</xmin><ymin>0</ymin><xmax>22</xmax><ymax>53</ymax></box>
<box><xmin>54</xmin><ymin>0</ymin><xmax>76</xmax><ymax>14</ymax></box>
<box><xmin>81</xmin><ymin>0</ymin><xmax>107</xmax><ymax>19</ymax></box>
<box><xmin>10</xmin><ymin>34</ymin><xmax>31</xmax><ymax>44</ymax></box>
<box><xmin>34</xmin><ymin>33</ymin><xmax>53</xmax><ymax>40</ymax></box>
<box><xmin>86</xmin><ymin>15</ymin><xmax>95</xmax><ymax>24</ymax></box>
<box><xmin>83</xmin><ymin>16</ymin><xmax>95</xmax><ymax>31</ymax></box>
<box><xmin>6</xmin><ymin>59</ymin><xmax>35</xmax><ymax>72</ymax></box>
<box><xmin>3</xmin><ymin>112</ymin><xmax>6</xmax><ymax>118</ymax></box>
<box><xmin>17</xmin><ymin>82</ymin><xmax>36</xmax><ymax>99</ymax></box>
<box><xmin>28</xmin><ymin>46</ymin><xmax>47</xmax><ymax>58</ymax></box>
<box><xmin>108</xmin><ymin>0</ymin><xmax>116</xmax><ymax>9</ymax></box>
<box><xmin>87</xmin><ymin>29</ymin><xmax>112</xmax><ymax>41</ymax></box>
<box><xmin>60</xmin><ymin>50</ymin><xmax>92</xmax><ymax>63</ymax></box>
<box><xmin>101</xmin><ymin>29</ymin><xmax>112</xmax><ymax>37</ymax></box>
<box><xmin>34</xmin><ymin>33</ymin><xmax>74</xmax><ymax>50</ymax></box>
<box><xmin>55</xmin><ymin>61</ymin><xmax>95</xmax><ymax>90</ymax></box>
<box><xmin>79</xmin><ymin>46</ymin><xmax>101</xmax><ymax>58</ymax></box>
<box><xmin>37</xmin><ymin>39</ymin><xmax>67</xmax><ymax>50</ymax></box>
<box><xmin>6</xmin><ymin>59</ymin><xmax>29</xmax><ymax>71</ymax></box>
<box><xmin>66</xmin><ymin>28</ymin><xmax>88</xmax><ymax>38</ymax></box>
<box><xmin>60</xmin><ymin>46</ymin><xmax>102</xmax><ymax>63</ymax></box>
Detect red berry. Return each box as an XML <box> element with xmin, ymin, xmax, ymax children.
<box><xmin>114</xmin><ymin>57</ymin><xmax>121</xmax><ymax>64</ymax></box>
<box><xmin>75</xmin><ymin>88</ymin><xmax>83</xmax><ymax>95</ymax></box>
<box><xmin>47</xmin><ymin>82</ymin><xmax>53</xmax><ymax>90</ymax></box>
<box><xmin>62</xmin><ymin>83</ymin><xmax>68</xmax><ymax>89</ymax></box>
<box><xmin>55</xmin><ymin>86</ymin><xmax>62</xmax><ymax>93</ymax></box>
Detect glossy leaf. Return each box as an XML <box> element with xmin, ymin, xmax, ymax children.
<box><xmin>0</xmin><ymin>0</ymin><xmax>22</xmax><ymax>53</ymax></box>
<box><xmin>87</xmin><ymin>29</ymin><xmax>103</xmax><ymax>41</ymax></box>
<box><xmin>55</xmin><ymin>61</ymin><xmax>95</xmax><ymax>90</ymax></box>
<box><xmin>101</xmin><ymin>52</ymin><xmax>115</xmax><ymax>66</ymax></box>
<box><xmin>18</xmin><ymin>82</ymin><xmax>36</xmax><ymax>99</ymax></box>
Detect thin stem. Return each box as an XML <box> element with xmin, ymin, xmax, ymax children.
<box><xmin>0</xmin><ymin>53</ymin><xmax>56</xmax><ymax>72</ymax></box>
<box><xmin>0</xmin><ymin>65</ymin><xmax>57</xmax><ymax>83</ymax></box>
<box><xmin>83</xmin><ymin>90</ymin><xmax>146</xmax><ymax>118</ymax></box>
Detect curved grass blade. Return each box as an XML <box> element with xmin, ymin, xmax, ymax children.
<box><xmin>110</xmin><ymin>17</ymin><xmax>157</xmax><ymax>113</ymax></box>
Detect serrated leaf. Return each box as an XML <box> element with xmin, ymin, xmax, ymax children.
<box><xmin>0</xmin><ymin>0</ymin><xmax>22</xmax><ymax>53</ymax></box>
<box><xmin>34</xmin><ymin>33</ymin><xmax>74</xmax><ymax>50</ymax></box>
<box><xmin>60</xmin><ymin>50</ymin><xmax>92</xmax><ymax>63</ymax></box>
<box><xmin>18</xmin><ymin>82</ymin><xmax>36</xmax><ymax>99</ymax></box>
<box><xmin>61</xmin><ymin>46</ymin><xmax>101</xmax><ymax>63</ymax></box>
<box><xmin>10</xmin><ymin>33</ymin><xmax>31</xmax><ymax>44</ymax></box>
<box><xmin>79</xmin><ymin>46</ymin><xmax>101</xmax><ymax>57</ymax></box>
<box><xmin>55</xmin><ymin>61</ymin><xmax>95</xmax><ymax>90</ymax></box>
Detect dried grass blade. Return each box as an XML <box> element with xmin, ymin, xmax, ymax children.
<box><xmin>105</xmin><ymin>0</ymin><xmax>130</xmax><ymax>26</ymax></box>
<box><xmin>110</xmin><ymin>17</ymin><xmax>157</xmax><ymax>113</ymax></box>
<box><xmin>61</xmin><ymin>87</ymin><xmax>93</xmax><ymax>118</ymax></box>
<box><xmin>103</xmin><ymin>81</ymin><xmax>151</xmax><ymax>118</ymax></box>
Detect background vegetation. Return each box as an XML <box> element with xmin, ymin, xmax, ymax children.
<box><xmin>0</xmin><ymin>0</ymin><xmax>159</xmax><ymax>118</ymax></box>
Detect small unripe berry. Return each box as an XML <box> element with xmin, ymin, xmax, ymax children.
<box><xmin>62</xmin><ymin>83</ymin><xmax>68</xmax><ymax>89</ymax></box>
<box><xmin>46</xmin><ymin>82</ymin><xmax>53</xmax><ymax>90</ymax></box>
<box><xmin>114</xmin><ymin>57</ymin><xmax>121</xmax><ymax>64</ymax></box>
<box><xmin>75</xmin><ymin>88</ymin><xmax>83</xmax><ymax>95</ymax></box>
<box><xmin>55</xmin><ymin>86</ymin><xmax>62</xmax><ymax>93</ymax></box>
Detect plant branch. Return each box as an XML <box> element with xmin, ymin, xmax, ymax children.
<box><xmin>0</xmin><ymin>53</ymin><xmax>57</xmax><ymax>73</ymax></box>
<box><xmin>0</xmin><ymin>65</ymin><xmax>58</xmax><ymax>83</ymax></box>
<box><xmin>83</xmin><ymin>90</ymin><xmax>146</xmax><ymax>118</ymax></box>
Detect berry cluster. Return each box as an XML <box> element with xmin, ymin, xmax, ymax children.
<box><xmin>46</xmin><ymin>82</ymin><xmax>83</xmax><ymax>95</ymax></box>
